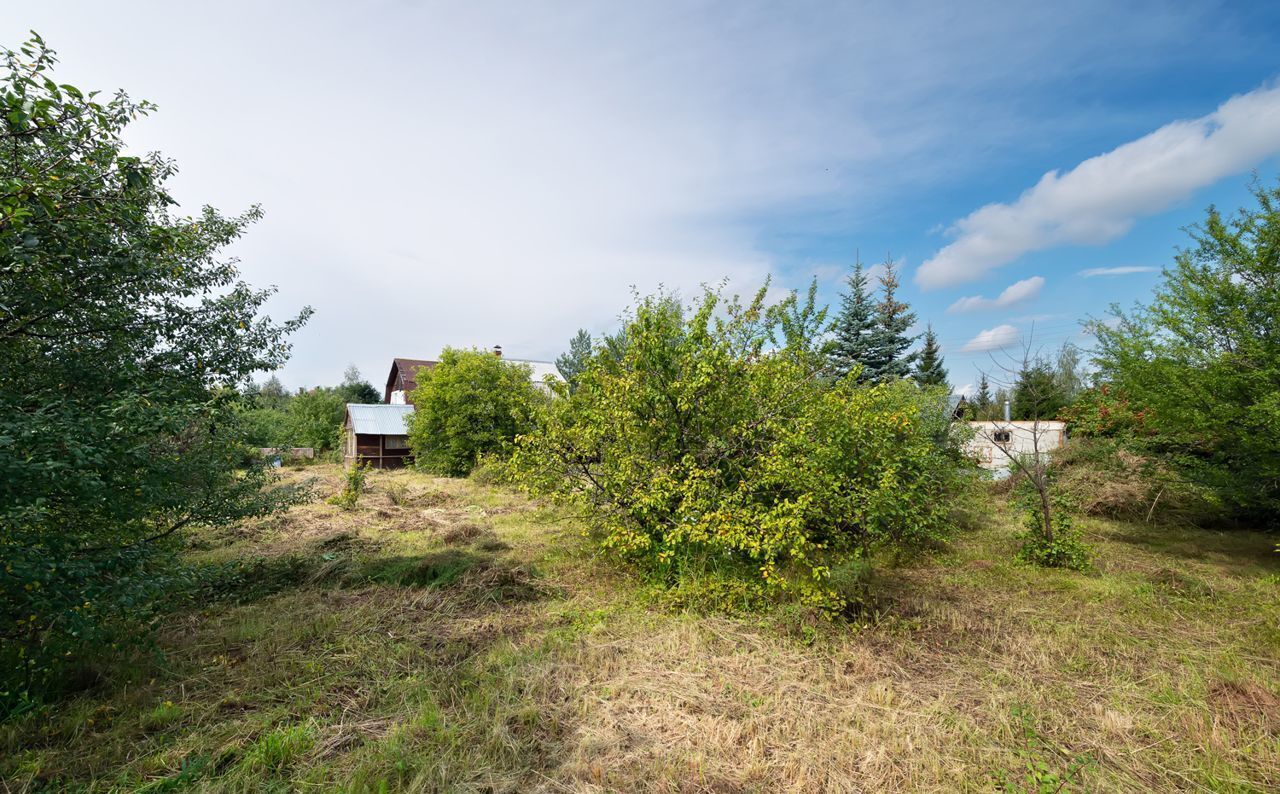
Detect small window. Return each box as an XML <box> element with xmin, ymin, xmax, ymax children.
<box><xmin>384</xmin><ymin>435</ymin><xmax>409</xmax><ymax>450</ymax></box>
<box><xmin>993</xmin><ymin>430</ymin><xmax>1012</xmax><ymax>444</ymax></box>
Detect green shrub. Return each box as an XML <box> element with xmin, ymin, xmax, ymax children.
<box><xmin>1091</xmin><ymin>179</ymin><xmax>1280</xmax><ymax>525</ymax></box>
<box><xmin>469</xmin><ymin>453</ymin><xmax>511</xmax><ymax>486</ymax></box>
<box><xmin>648</xmin><ymin>572</ymin><xmax>772</xmax><ymax>615</ymax></box>
<box><xmin>284</xmin><ymin>388</ymin><xmax>346</xmax><ymax>452</ymax></box>
<box><xmin>329</xmin><ymin>463</ymin><xmax>369</xmax><ymax>510</ymax></box>
<box><xmin>407</xmin><ymin>349</ymin><xmax>548</xmax><ymax>476</ymax></box>
<box><xmin>1013</xmin><ymin>479</ymin><xmax>1091</xmax><ymax>571</ymax></box>
<box><xmin>512</xmin><ymin>284</ymin><xmax>972</xmax><ymax>612</ymax></box>
<box><xmin>385</xmin><ymin>480</ymin><xmax>409</xmax><ymax>506</ymax></box>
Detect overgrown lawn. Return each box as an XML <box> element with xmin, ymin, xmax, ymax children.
<box><xmin>3</xmin><ymin>466</ymin><xmax>1276</xmax><ymax>791</ymax></box>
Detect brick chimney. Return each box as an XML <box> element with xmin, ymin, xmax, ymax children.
<box><xmin>492</xmin><ymin>344</ymin><xmax>502</xmax><ymax>358</ymax></box>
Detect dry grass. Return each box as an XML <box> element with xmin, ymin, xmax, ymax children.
<box><xmin>2</xmin><ymin>465</ymin><xmax>1276</xmax><ymax>792</ymax></box>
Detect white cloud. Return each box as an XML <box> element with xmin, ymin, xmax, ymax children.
<box><xmin>954</xmin><ymin>382</ymin><xmax>976</xmax><ymax>398</ymax></box>
<box><xmin>7</xmin><ymin>2</ymin><xmax>1256</xmax><ymax>385</ymax></box>
<box><xmin>1078</xmin><ymin>266</ymin><xmax>1159</xmax><ymax>277</ymax></box>
<box><xmin>960</xmin><ymin>324</ymin><xmax>1020</xmax><ymax>353</ymax></box>
<box><xmin>917</xmin><ymin>82</ymin><xmax>1280</xmax><ymax>289</ymax></box>
<box><xmin>947</xmin><ymin>275</ymin><xmax>1044</xmax><ymax>313</ymax></box>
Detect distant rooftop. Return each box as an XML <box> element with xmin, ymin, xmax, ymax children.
<box><xmin>507</xmin><ymin>358</ymin><xmax>563</xmax><ymax>383</ymax></box>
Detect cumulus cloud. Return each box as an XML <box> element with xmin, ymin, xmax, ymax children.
<box><xmin>947</xmin><ymin>275</ymin><xmax>1044</xmax><ymax>313</ymax></box>
<box><xmin>1078</xmin><ymin>266</ymin><xmax>1159</xmax><ymax>277</ymax></box>
<box><xmin>917</xmin><ymin>83</ymin><xmax>1280</xmax><ymax>289</ymax></box>
<box><xmin>14</xmin><ymin>2</ymin><xmax>1258</xmax><ymax>385</ymax></box>
<box><xmin>960</xmin><ymin>324</ymin><xmax>1020</xmax><ymax>353</ymax></box>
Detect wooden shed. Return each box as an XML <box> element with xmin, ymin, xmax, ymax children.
<box><xmin>343</xmin><ymin>403</ymin><xmax>415</xmax><ymax>469</ymax></box>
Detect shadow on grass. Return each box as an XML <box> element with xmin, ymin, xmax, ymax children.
<box><xmin>359</xmin><ymin>549</ymin><xmax>483</xmax><ymax>588</ymax></box>
<box><xmin>355</xmin><ymin>550</ymin><xmax>562</xmax><ymax>606</ymax></box>
<box><xmin>14</xmin><ymin>552</ymin><xmax>571</xmax><ymax>791</ymax></box>
<box><xmin>1105</xmin><ymin>523</ymin><xmax>1280</xmax><ymax>574</ymax></box>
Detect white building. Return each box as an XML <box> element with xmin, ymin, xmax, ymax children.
<box><xmin>966</xmin><ymin>420</ymin><xmax>1067</xmax><ymax>471</ymax></box>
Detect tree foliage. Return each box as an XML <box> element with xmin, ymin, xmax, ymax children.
<box><xmin>237</xmin><ymin>366</ymin><xmax>379</xmax><ymax>452</ymax></box>
<box><xmin>1011</xmin><ymin>360</ymin><xmax>1068</xmax><ymax>421</ymax></box>
<box><xmin>338</xmin><ymin>364</ymin><xmax>379</xmax><ymax>404</ymax></box>
<box><xmin>864</xmin><ymin>259</ymin><xmax>918</xmax><ymax>381</ymax></box>
<box><xmin>286</xmin><ymin>388</ymin><xmax>348</xmax><ymax>451</ymax></box>
<box><xmin>407</xmin><ymin>348</ymin><xmax>546</xmax><ymax>476</ymax></box>
<box><xmin>555</xmin><ymin>329</ymin><xmax>593</xmax><ymax>392</ymax></box>
<box><xmin>511</xmin><ymin>284</ymin><xmax>970</xmax><ymax>612</ymax></box>
<box><xmin>972</xmin><ymin>373</ymin><xmax>994</xmax><ymax>419</ymax></box>
<box><xmin>826</xmin><ymin>260</ymin><xmax>877</xmax><ymax>380</ymax></box>
<box><xmin>0</xmin><ymin>35</ymin><xmax>309</xmax><ymax>709</ymax></box>
<box><xmin>913</xmin><ymin>324</ymin><xmax>948</xmax><ymax>388</ymax></box>
<box><xmin>1092</xmin><ymin>179</ymin><xmax>1280</xmax><ymax>523</ymax></box>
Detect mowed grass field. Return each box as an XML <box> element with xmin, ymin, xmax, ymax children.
<box><xmin>3</xmin><ymin>465</ymin><xmax>1277</xmax><ymax>792</ymax></box>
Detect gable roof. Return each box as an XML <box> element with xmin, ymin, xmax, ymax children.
<box><xmin>346</xmin><ymin>403</ymin><xmax>415</xmax><ymax>435</ymax></box>
<box><xmin>385</xmin><ymin>356</ymin><xmax>563</xmax><ymax>403</ymax></box>
<box><xmin>385</xmin><ymin>358</ymin><xmax>437</xmax><ymax>402</ymax></box>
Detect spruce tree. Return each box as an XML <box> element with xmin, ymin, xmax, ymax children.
<box><xmin>826</xmin><ymin>260</ymin><xmax>877</xmax><ymax>380</ymax></box>
<box><xmin>974</xmin><ymin>373</ymin><xmax>993</xmax><ymax>418</ymax></box>
<box><xmin>864</xmin><ymin>258</ymin><xmax>918</xmax><ymax>381</ymax></box>
<box><xmin>912</xmin><ymin>324</ymin><xmax>948</xmax><ymax>387</ymax></box>
<box><xmin>555</xmin><ymin>328</ymin><xmax>594</xmax><ymax>391</ymax></box>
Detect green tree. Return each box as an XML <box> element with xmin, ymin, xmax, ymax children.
<box><xmin>827</xmin><ymin>260</ymin><xmax>877</xmax><ymax>380</ymax></box>
<box><xmin>1011</xmin><ymin>360</ymin><xmax>1067</xmax><ymax>421</ymax></box>
<box><xmin>407</xmin><ymin>348</ymin><xmax>545</xmax><ymax>476</ymax></box>
<box><xmin>287</xmin><ymin>387</ymin><xmax>346</xmax><ymax>451</ymax></box>
<box><xmin>1054</xmin><ymin>342</ymin><xmax>1086</xmax><ymax>401</ymax></box>
<box><xmin>1092</xmin><ymin>179</ymin><xmax>1280</xmax><ymax>522</ymax></box>
<box><xmin>555</xmin><ymin>328</ymin><xmax>593</xmax><ymax>391</ymax></box>
<box><xmin>512</xmin><ymin>284</ymin><xmax>969</xmax><ymax>612</ymax></box>
<box><xmin>864</xmin><ymin>259</ymin><xmax>918</xmax><ymax>381</ymax></box>
<box><xmin>0</xmin><ymin>35</ymin><xmax>309</xmax><ymax>708</ymax></box>
<box><xmin>913</xmin><ymin>324</ymin><xmax>948</xmax><ymax>387</ymax></box>
<box><xmin>337</xmin><ymin>364</ymin><xmax>379</xmax><ymax>404</ymax></box>
<box><xmin>992</xmin><ymin>387</ymin><xmax>1011</xmax><ymax>419</ymax></box>
<box><xmin>973</xmin><ymin>373</ymin><xmax>993</xmax><ymax>419</ymax></box>
<box><xmin>237</xmin><ymin>404</ymin><xmax>295</xmax><ymax>448</ymax></box>
<box><xmin>255</xmin><ymin>375</ymin><xmax>290</xmax><ymax>410</ymax></box>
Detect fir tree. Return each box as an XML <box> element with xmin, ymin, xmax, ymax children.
<box><xmin>912</xmin><ymin>324</ymin><xmax>948</xmax><ymax>387</ymax></box>
<box><xmin>1012</xmin><ymin>358</ymin><xmax>1068</xmax><ymax>421</ymax></box>
<box><xmin>555</xmin><ymin>328</ymin><xmax>594</xmax><ymax>391</ymax></box>
<box><xmin>974</xmin><ymin>373</ymin><xmax>993</xmax><ymax>418</ymax></box>
<box><xmin>864</xmin><ymin>258</ymin><xmax>918</xmax><ymax>381</ymax></box>
<box><xmin>826</xmin><ymin>260</ymin><xmax>877</xmax><ymax>380</ymax></box>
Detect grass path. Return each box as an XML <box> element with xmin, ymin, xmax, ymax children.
<box><xmin>3</xmin><ymin>466</ymin><xmax>1277</xmax><ymax>791</ymax></box>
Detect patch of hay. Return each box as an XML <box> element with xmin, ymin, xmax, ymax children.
<box><xmin>439</xmin><ymin>522</ymin><xmax>487</xmax><ymax>545</ymax></box>
<box><xmin>1208</xmin><ymin>680</ymin><xmax>1280</xmax><ymax>733</ymax></box>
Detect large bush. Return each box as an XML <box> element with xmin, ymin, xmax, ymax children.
<box><xmin>511</xmin><ymin>286</ymin><xmax>971</xmax><ymax>612</ymax></box>
<box><xmin>237</xmin><ymin>366</ymin><xmax>381</xmax><ymax>452</ymax></box>
<box><xmin>1092</xmin><ymin>179</ymin><xmax>1280</xmax><ymax>525</ymax></box>
<box><xmin>286</xmin><ymin>387</ymin><xmax>347</xmax><ymax>451</ymax></box>
<box><xmin>0</xmin><ymin>37</ymin><xmax>308</xmax><ymax>710</ymax></box>
<box><xmin>407</xmin><ymin>348</ymin><xmax>546</xmax><ymax>476</ymax></box>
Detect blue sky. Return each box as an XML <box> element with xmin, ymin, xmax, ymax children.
<box><xmin>8</xmin><ymin>1</ymin><xmax>1280</xmax><ymax>392</ymax></box>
